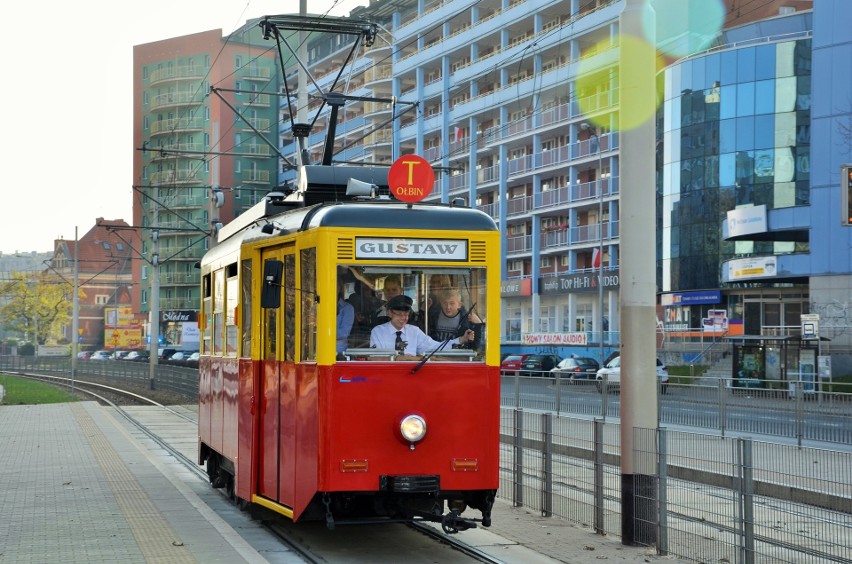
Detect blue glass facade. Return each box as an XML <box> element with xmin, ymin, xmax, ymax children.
<box><xmin>658</xmin><ymin>38</ymin><xmax>812</xmax><ymax>293</ymax></box>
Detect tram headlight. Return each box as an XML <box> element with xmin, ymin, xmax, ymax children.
<box><xmin>399</xmin><ymin>414</ymin><xmax>427</xmax><ymax>443</ymax></box>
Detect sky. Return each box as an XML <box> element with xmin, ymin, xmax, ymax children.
<box><xmin>0</xmin><ymin>0</ymin><xmax>366</xmax><ymax>255</ymax></box>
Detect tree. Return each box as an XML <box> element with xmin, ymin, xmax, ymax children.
<box><xmin>0</xmin><ymin>272</ymin><xmax>81</xmax><ymax>345</ymax></box>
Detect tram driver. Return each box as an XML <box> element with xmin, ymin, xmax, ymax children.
<box><xmin>370</xmin><ymin>295</ymin><xmax>475</xmax><ymax>355</ymax></box>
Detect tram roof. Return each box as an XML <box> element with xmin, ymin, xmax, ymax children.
<box><xmin>296</xmin><ymin>201</ymin><xmax>499</xmax><ymax>231</ymax></box>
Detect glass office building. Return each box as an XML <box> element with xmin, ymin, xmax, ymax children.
<box><xmin>657</xmin><ymin>13</ymin><xmax>813</xmax><ymax>337</ymax></box>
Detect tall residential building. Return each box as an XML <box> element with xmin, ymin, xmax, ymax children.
<box><xmin>133</xmin><ymin>29</ymin><xmax>280</xmax><ymax>347</ymax></box>
<box><xmin>284</xmin><ymin>0</ymin><xmax>625</xmax><ymax>359</ymax></box>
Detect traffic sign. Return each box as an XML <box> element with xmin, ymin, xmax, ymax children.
<box><xmin>801</xmin><ymin>314</ymin><xmax>819</xmax><ymax>339</ymax></box>
<box><xmin>388</xmin><ymin>155</ymin><xmax>433</xmax><ymax>203</ymax></box>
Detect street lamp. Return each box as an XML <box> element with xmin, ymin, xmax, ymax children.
<box><xmin>581</xmin><ymin>122</ymin><xmax>605</xmax><ymax>366</ymax></box>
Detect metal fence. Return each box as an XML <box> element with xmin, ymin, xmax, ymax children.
<box><xmin>500</xmin><ymin>408</ymin><xmax>852</xmax><ymax>563</ymax></box>
<box><xmin>0</xmin><ymin>356</ymin><xmax>198</xmax><ymax>399</ymax></box>
<box><xmin>501</xmin><ymin>373</ymin><xmax>852</xmax><ymax>446</ymax></box>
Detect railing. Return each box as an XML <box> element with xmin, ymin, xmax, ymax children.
<box><xmin>500</xmin><ymin>409</ymin><xmax>851</xmax><ymax>563</ymax></box>
<box><xmin>500</xmin><ymin>372</ymin><xmax>852</xmax><ymax>446</ymax></box>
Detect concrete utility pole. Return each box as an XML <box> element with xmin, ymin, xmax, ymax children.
<box><xmin>618</xmin><ymin>0</ymin><xmax>659</xmax><ymax>546</ymax></box>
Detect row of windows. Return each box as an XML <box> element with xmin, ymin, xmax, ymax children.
<box><xmin>667</xmin><ymin>112</ymin><xmax>810</xmax><ymax>162</ymax></box>
<box><xmin>664</xmin><ymin>40</ymin><xmax>811</xmax><ymax>101</ymax></box>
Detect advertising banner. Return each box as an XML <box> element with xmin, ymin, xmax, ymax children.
<box><xmin>522</xmin><ymin>332</ymin><xmax>588</xmax><ymax>346</ymax></box>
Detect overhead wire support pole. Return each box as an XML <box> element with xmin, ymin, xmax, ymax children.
<box><xmin>71</xmin><ymin>227</ymin><xmax>78</xmax><ymax>391</ymax></box>
<box><xmin>581</xmin><ymin>122</ymin><xmax>605</xmax><ymax>366</ymax></box>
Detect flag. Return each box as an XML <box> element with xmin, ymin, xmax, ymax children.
<box><xmin>453</xmin><ymin>127</ymin><xmax>462</xmax><ymax>143</ymax></box>
<box><xmin>592</xmin><ymin>248</ymin><xmax>601</xmax><ymax>269</ymax></box>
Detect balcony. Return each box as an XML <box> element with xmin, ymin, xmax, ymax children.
<box><xmin>241</xmin><ymin>67</ymin><xmax>272</xmax><ymax>81</ymax></box>
<box><xmin>148</xmin><ymin>65</ymin><xmax>205</xmax><ymax>86</ymax></box>
<box><xmin>241</xmin><ymin>117</ymin><xmax>271</xmax><ymax>131</ymax></box>
<box><xmin>239</xmin><ymin>144</ymin><xmax>271</xmax><ymax>157</ymax></box>
<box><xmin>506</xmin><ymin>234</ymin><xmax>532</xmax><ymax>254</ymax></box>
<box><xmin>148</xmin><ymin>143</ymin><xmax>205</xmax><ymax>162</ymax></box>
<box><xmin>148</xmin><ymin>169</ymin><xmax>201</xmax><ymax>184</ymax></box>
<box><xmin>160</xmin><ymin>272</ymin><xmax>199</xmax><ymax>285</ymax></box>
<box><xmin>240</xmin><ymin>93</ymin><xmax>271</xmax><ymax>107</ymax></box>
<box><xmin>476</xmin><ymin>201</ymin><xmax>499</xmax><ymax>219</ymax></box>
<box><xmin>150</xmin><ymin>92</ymin><xmax>205</xmax><ymax>110</ymax></box>
<box><xmin>241</xmin><ymin>170</ymin><xmax>271</xmax><ymax>183</ymax></box>
<box><xmin>149</xmin><ymin>117</ymin><xmax>206</xmax><ymax>136</ymax></box>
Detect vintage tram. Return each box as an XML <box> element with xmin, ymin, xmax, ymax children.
<box><xmin>198</xmin><ymin>164</ymin><xmax>501</xmax><ymax>531</ymax></box>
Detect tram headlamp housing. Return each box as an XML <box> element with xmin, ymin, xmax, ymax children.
<box><xmin>399</xmin><ymin>414</ymin><xmax>427</xmax><ymax>443</ymax></box>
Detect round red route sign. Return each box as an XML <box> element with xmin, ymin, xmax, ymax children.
<box><xmin>387</xmin><ymin>155</ymin><xmax>434</xmax><ymax>203</ymax></box>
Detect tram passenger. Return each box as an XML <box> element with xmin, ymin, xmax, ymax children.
<box><xmin>373</xmin><ymin>275</ymin><xmax>404</xmax><ymax>325</ymax></box>
<box><xmin>347</xmin><ymin>280</ymin><xmax>381</xmax><ymax>347</ymax></box>
<box><xmin>337</xmin><ymin>281</ymin><xmax>355</xmax><ymax>354</ymax></box>
<box><xmin>370</xmin><ymin>295</ymin><xmax>474</xmax><ymax>355</ymax></box>
<box><xmin>428</xmin><ymin>288</ymin><xmax>483</xmax><ymax>349</ymax></box>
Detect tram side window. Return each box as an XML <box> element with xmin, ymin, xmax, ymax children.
<box><xmin>202</xmin><ymin>273</ymin><xmax>212</xmax><ymax>354</ymax></box>
<box><xmin>284</xmin><ymin>254</ymin><xmax>295</xmax><ymax>362</ymax></box>
<box><xmin>301</xmin><ymin>248</ymin><xmax>317</xmax><ymax>361</ymax></box>
<box><xmin>213</xmin><ymin>269</ymin><xmax>224</xmax><ymax>354</ymax></box>
<box><xmin>240</xmin><ymin>259</ymin><xmax>252</xmax><ymax>357</ymax></box>
<box><xmin>224</xmin><ymin>264</ymin><xmax>238</xmax><ymax>357</ymax></box>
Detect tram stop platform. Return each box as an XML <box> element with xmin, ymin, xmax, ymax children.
<box><xmin>0</xmin><ymin>402</ymin><xmax>682</xmax><ymax>563</ymax></box>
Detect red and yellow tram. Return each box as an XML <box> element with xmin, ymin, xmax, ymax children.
<box><xmin>198</xmin><ymin>165</ymin><xmax>501</xmax><ymax>531</ymax></box>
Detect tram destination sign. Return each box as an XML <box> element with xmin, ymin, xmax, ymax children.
<box><xmin>355</xmin><ymin>237</ymin><xmax>468</xmax><ymax>261</ymax></box>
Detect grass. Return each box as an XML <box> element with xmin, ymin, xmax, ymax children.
<box><xmin>0</xmin><ymin>374</ymin><xmax>79</xmax><ymax>405</ymax></box>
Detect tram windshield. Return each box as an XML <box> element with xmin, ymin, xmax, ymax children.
<box><xmin>337</xmin><ymin>266</ymin><xmax>487</xmax><ymax>360</ymax></box>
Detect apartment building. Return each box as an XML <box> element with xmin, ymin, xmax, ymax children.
<box><xmin>133</xmin><ymin>29</ymin><xmax>280</xmax><ymax>347</ymax></box>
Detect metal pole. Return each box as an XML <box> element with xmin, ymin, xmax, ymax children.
<box><xmin>582</xmin><ymin>122</ymin><xmax>605</xmax><ymax>367</ymax></box>
<box><xmin>597</xmin><ymin>135</ymin><xmax>604</xmax><ymax>364</ymax></box>
<box><xmin>149</xmin><ymin>228</ymin><xmax>160</xmax><ymax>390</ymax></box>
<box><xmin>71</xmin><ymin>227</ymin><xmax>79</xmax><ymax>390</ymax></box>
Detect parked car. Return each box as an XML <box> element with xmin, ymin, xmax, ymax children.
<box><xmin>158</xmin><ymin>347</ymin><xmax>177</xmax><ymax>360</ymax></box>
<box><xmin>550</xmin><ymin>356</ymin><xmax>600</xmax><ymax>382</ymax></box>
<box><xmin>89</xmin><ymin>350</ymin><xmax>111</xmax><ymax>360</ymax></box>
<box><xmin>76</xmin><ymin>351</ymin><xmax>92</xmax><ymax>360</ymax></box>
<box><xmin>110</xmin><ymin>350</ymin><xmax>130</xmax><ymax>360</ymax></box>
<box><xmin>521</xmin><ymin>354</ymin><xmax>561</xmax><ymax>377</ymax></box>
<box><xmin>124</xmin><ymin>351</ymin><xmax>145</xmax><ymax>361</ymax></box>
<box><xmin>596</xmin><ymin>355</ymin><xmax>669</xmax><ymax>394</ymax></box>
<box><xmin>501</xmin><ymin>354</ymin><xmax>530</xmax><ymax>372</ymax></box>
<box><xmin>129</xmin><ymin>351</ymin><xmax>150</xmax><ymax>362</ymax></box>
<box><xmin>170</xmin><ymin>351</ymin><xmax>199</xmax><ymax>363</ymax></box>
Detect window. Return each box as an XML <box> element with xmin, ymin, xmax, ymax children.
<box><xmin>843</xmin><ymin>165</ymin><xmax>852</xmax><ymax>226</ymax></box>
<box><xmin>301</xmin><ymin>249</ymin><xmax>317</xmax><ymax>361</ymax></box>
<box><xmin>576</xmin><ymin>303</ymin><xmax>592</xmax><ymax>331</ymax></box>
<box><xmin>338</xmin><ymin>265</ymin><xmax>488</xmax><ymax>360</ymax></box>
<box><xmin>95</xmin><ymin>295</ymin><xmax>110</xmax><ymax>305</ymax></box>
<box><xmin>539</xmin><ymin>305</ymin><xmax>554</xmax><ymax>332</ymax></box>
<box><xmin>506</xmin><ymin>303</ymin><xmax>522</xmax><ymax>341</ymax></box>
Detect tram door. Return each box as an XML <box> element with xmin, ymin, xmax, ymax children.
<box><xmin>258</xmin><ymin>247</ymin><xmax>295</xmax><ymax>502</ymax></box>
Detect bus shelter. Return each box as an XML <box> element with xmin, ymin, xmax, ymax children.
<box><xmin>728</xmin><ymin>335</ymin><xmax>829</xmax><ymax>392</ymax></box>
